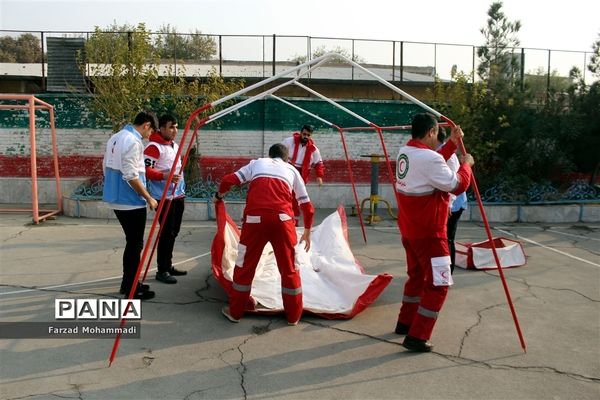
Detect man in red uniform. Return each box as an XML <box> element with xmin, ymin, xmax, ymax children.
<box><xmin>215</xmin><ymin>143</ymin><xmax>315</xmax><ymax>325</ymax></box>
<box><xmin>394</xmin><ymin>113</ymin><xmax>474</xmax><ymax>352</ymax></box>
<box><xmin>144</xmin><ymin>114</ymin><xmax>188</xmax><ymax>285</ymax></box>
<box><xmin>282</xmin><ymin>124</ymin><xmax>324</xmax><ymax>225</ymax></box>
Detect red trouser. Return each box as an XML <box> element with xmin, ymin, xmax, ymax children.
<box><xmin>398</xmin><ymin>237</ymin><xmax>450</xmax><ymax>341</ymax></box>
<box><xmin>230</xmin><ymin>211</ymin><xmax>303</xmax><ymax>323</ymax></box>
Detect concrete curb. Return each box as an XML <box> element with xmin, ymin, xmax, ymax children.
<box><xmin>2</xmin><ymin>178</ymin><xmax>598</xmax><ymax>223</ymax></box>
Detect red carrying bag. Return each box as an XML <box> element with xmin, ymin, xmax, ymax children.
<box><xmin>455</xmin><ymin>237</ymin><xmax>526</xmax><ymax>270</ymax></box>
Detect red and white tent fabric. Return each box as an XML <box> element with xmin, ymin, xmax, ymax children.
<box><xmin>455</xmin><ymin>237</ymin><xmax>526</xmax><ymax>270</ymax></box>
<box><xmin>211</xmin><ymin>202</ymin><xmax>393</xmax><ymax>319</ymax></box>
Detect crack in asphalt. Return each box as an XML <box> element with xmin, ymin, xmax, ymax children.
<box><xmin>216</xmin><ymin>319</ymin><xmax>274</xmax><ymax>400</ymax></box>
<box><xmin>193</xmin><ymin>273</ymin><xmax>223</xmax><ymax>303</ymax></box>
<box><xmin>304</xmin><ymin>316</ymin><xmax>599</xmax><ymax>383</ymax></box>
<box><xmin>2</xmin><ymin>227</ymin><xmax>31</xmax><ymax>243</ymax></box>
<box><xmin>479</xmin><ymin>272</ymin><xmax>600</xmax><ymax>302</ymax></box>
<box><xmin>438</xmin><ymin>353</ymin><xmax>600</xmax><ymax>383</ymax></box>
<box><xmin>457</xmin><ymin>302</ymin><xmax>504</xmax><ymax>357</ymax></box>
<box><xmin>65</xmin><ymin>380</ymin><xmax>84</xmax><ymax>400</ymax></box>
<box><xmin>104</xmin><ymin>247</ymin><xmax>119</xmax><ymax>265</ymax></box>
<box><xmin>6</xmin><ymin>385</ymin><xmax>84</xmax><ymax>400</ymax></box>
<box><xmin>182</xmin><ymin>384</ymin><xmax>230</xmax><ymax>400</ymax></box>
<box><xmin>506</xmin><ymin>276</ymin><xmax>600</xmax><ymax>302</ymax></box>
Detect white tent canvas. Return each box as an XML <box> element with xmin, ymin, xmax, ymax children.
<box><xmin>211</xmin><ymin>203</ymin><xmax>392</xmax><ymax>318</ymax></box>
<box><xmin>455</xmin><ymin>237</ymin><xmax>527</xmax><ymax>270</ymax></box>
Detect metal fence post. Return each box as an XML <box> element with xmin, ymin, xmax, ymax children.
<box><xmin>127</xmin><ymin>31</ymin><xmax>132</xmax><ymax>76</ymax></box>
<box><xmin>173</xmin><ymin>32</ymin><xmax>177</xmax><ymax>79</ymax></box>
<box><xmin>218</xmin><ymin>35</ymin><xmax>222</xmax><ymax>76</ymax></box>
<box><xmin>392</xmin><ymin>41</ymin><xmax>396</xmax><ymax>81</ymax></box>
<box><xmin>520</xmin><ymin>48</ymin><xmax>525</xmax><ymax>91</ymax></box>
<box><xmin>400</xmin><ymin>41</ymin><xmax>404</xmax><ymax>82</ymax></box>
<box><xmin>583</xmin><ymin>52</ymin><xmax>588</xmax><ymax>83</ymax></box>
<box><xmin>472</xmin><ymin>46</ymin><xmax>476</xmax><ymax>83</ymax></box>
<box><xmin>272</xmin><ymin>34</ymin><xmax>276</xmax><ymax>76</ymax></box>
<box><xmin>434</xmin><ymin>43</ymin><xmax>437</xmax><ymax>77</ymax></box>
<box><xmin>41</xmin><ymin>31</ymin><xmax>46</xmax><ymax>92</ymax></box>
<box><xmin>351</xmin><ymin>39</ymin><xmax>355</xmax><ymax>81</ymax></box>
<box><xmin>546</xmin><ymin>49</ymin><xmax>551</xmax><ymax>104</ymax></box>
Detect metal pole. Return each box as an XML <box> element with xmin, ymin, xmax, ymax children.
<box><xmin>219</xmin><ymin>35</ymin><xmax>222</xmax><ymax>76</ymax></box>
<box><xmin>583</xmin><ymin>52</ymin><xmax>588</xmax><ymax>83</ymax></box>
<box><xmin>173</xmin><ymin>32</ymin><xmax>177</xmax><ymax>80</ymax></box>
<box><xmin>392</xmin><ymin>41</ymin><xmax>396</xmax><ymax>82</ymax></box>
<box><xmin>546</xmin><ymin>49</ymin><xmax>551</xmax><ymax>104</ymax></box>
<box><xmin>110</xmin><ymin>104</ymin><xmax>213</xmax><ymax>366</ymax></box>
<box><xmin>472</xmin><ymin>46</ymin><xmax>476</xmax><ymax>83</ymax></box>
<box><xmin>40</xmin><ymin>32</ymin><xmax>46</xmax><ymax>92</ymax></box>
<box><xmin>338</xmin><ymin>128</ymin><xmax>367</xmax><ymax>243</ymax></box>
<box><xmin>351</xmin><ymin>39</ymin><xmax>355</xmax><ymax>81</ymax></box>
<box><xmin>272</xmin><ymin>34</ymin><xmax>276</xmax><ymax>76</ymax></box>
<box><xmin>434</xmin><ymin>43</ymin><xmax>437</xmax><ymax>77</ymax></box>
<box><xmin>86</xmin><ymin>32</ymin><xmax>90</xmax><ymax>81</ymax></box>
<box><xmin>441</xmin><ymin>115</ymin><xmax>527</xmax><ymax>352</ymax></box>
<box><xmin>307</xmin><ymin>36</ymin><xmax>312</xmax><ymax>80</ymax></box>
<box><xmin>29</xmin><ymin>97</ymin><xmax>39</xmax><ymax>224</ymax></box>
<box><xmin>400</xmin><ymin>41</ymin><xmax>404</xmax><ymax>82</ymax></box>
<box><xmin>520</xmin><ymin>48</ymin><xmax>525</xmax><ymax>92</ymax></box>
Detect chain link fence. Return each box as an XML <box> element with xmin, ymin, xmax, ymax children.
<box><xmin>1</xmin><ymin>30</ymin><xmax>596</xmax><ymax>96</ymax></box>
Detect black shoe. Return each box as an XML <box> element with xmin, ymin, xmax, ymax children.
<box><xmin>395</xmin><ymin>321</ymin><xmax>410</xmax><ymax>335</ymax></box>
<box><xmin>132</xmin><ymin>289</ymin><xmax>155</xmax><ymax>300</ymax></box>
<box><xmin>168</xmin><ymin>267</ymin><xmax>187</xmax><ymax>276</ymax></box>
<box><xmin>156</xmin><ymin>271</ymin><xmax>177</xmax><ymax>284</ymax></box>
<box><xmin>402</xmin><ymin>335</ymin><xmax>433</xmax><ymax>352</ymax></box>
<box><xmin>120</xmin><ymin>283</ymin><xmax>150</xmax><ymax>294</ymax></box>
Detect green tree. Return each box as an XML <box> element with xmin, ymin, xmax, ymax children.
<box><xmin>428</xmin><ymin>2</ymin><xmax>583</xmax><ymax>194</ymax></box>
<box><xmin>428</xmin><ymin>6</ymin><xmax>600</xmax><ymax>197</ymax></box>
<box><xmin>0</xmin><ymin>33</ymin><xmax>42</xmax><ymax>62</ymax></box>
<box><xmin>154</xmin><ymin>24</ymin><xmax>217</xmax><ymax>61</ymax></box>
<box><xmin>82</xmin><ymin>22</ymin><xmax>242</xmax><ymax>132</ymax></box>
<box><xmin>477</xmin><ymin>1</ymin><xmax>521</xmax><ymax>87</ymax></box>
<box><xmin>82</xmin><ymin>22</ymin><xmax>244</xmax><ymax>183</ymax></box>
<box><xmin>589</xmin><ymin>32</ymin><xmax>600</xmax><ymax>77</ymax></box>
<box><xmin>567</xmin><ymin>67</ymin><xmax>600</xmax><ymax>180</ymax></box>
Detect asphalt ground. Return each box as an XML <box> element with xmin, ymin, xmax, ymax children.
<box><xmin>0</xmin><ymin>209</ymin><xmax>599</xmax><ymax>400</ymax></box>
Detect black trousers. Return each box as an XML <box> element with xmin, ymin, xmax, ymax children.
<box><xmin>114</xmin><ymin>207</ymin><xmax>147</xmax><ymax>293</ymax></box>
<box><xmin>156</xmin><ymin>197</ymin><xmax>185</xmax><ymax>273</ymax></box>
<box><xmin>447</xmin><ymin>208</ymin><xmax>464</xmax><ymax>274</ymax></box>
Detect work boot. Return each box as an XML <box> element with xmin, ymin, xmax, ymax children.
<box><xmin>131</xmin><ymin>288</ymin><xmax>155</xmax><ymax>301</ymax></box>
<box><xmin>120</xmin><ymin>282</ymin><xmax>149</xmax><ymax>295</ymax></box>
<box><xmin>402</xmin><ymin>335</ymin><xmax>433</xmax><ymax>352</ymax></box>
<box><xmin>168</xmin><ymin>267</ymin><xmax>187</xmax><ymax>276</ymax></box>
<box><xmin>156</xmin><ymin>271</ymin><xmax>177</xmax><ymax>284</ymax></box>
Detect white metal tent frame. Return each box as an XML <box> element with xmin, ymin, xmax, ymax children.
<box><xmin>109</xmin><ymin>52</ymin><xmax>526</xmax><ymax>365</ymax></box>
